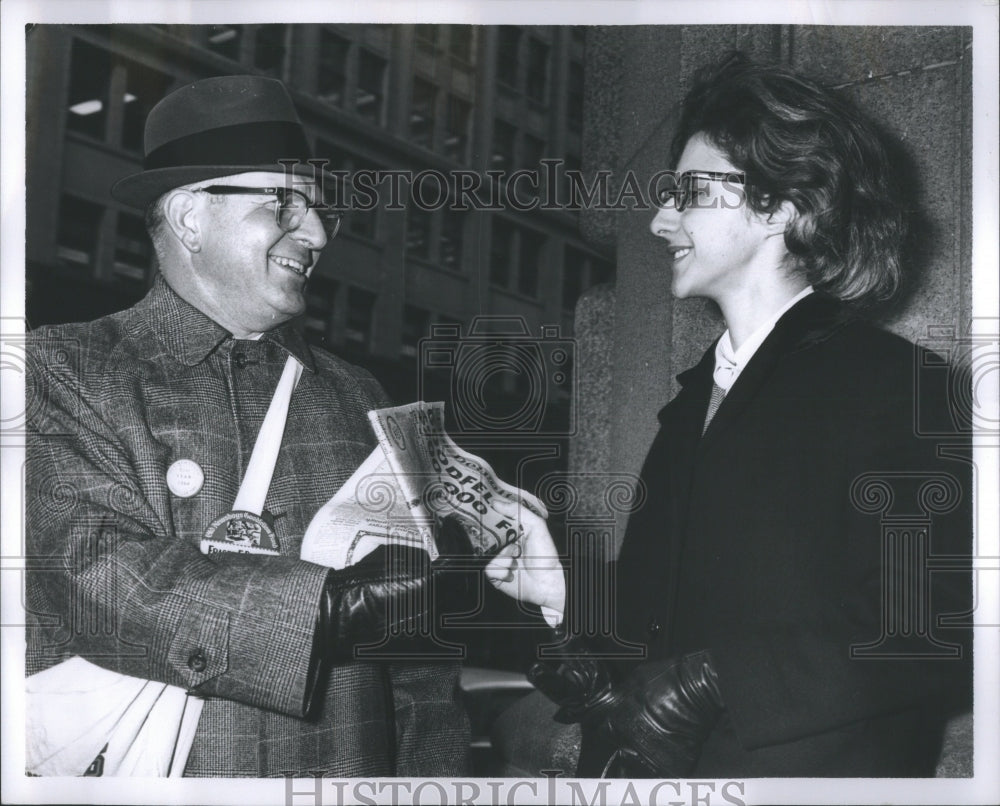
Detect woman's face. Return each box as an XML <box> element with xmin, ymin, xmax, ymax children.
<box><xmin>649</xmin><ymin>133</ymin><xmax>782</xmax><ymax>303</ymax></box>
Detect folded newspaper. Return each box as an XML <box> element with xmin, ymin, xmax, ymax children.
<box><xmin>26</xmin><ymin>657</ymin><xmax>202</xmax><ymax>777</ymax></box>
<box><xmin>302</xmin><ymin>401</ymin><xmax>548</xmax><ymax>569</ymax></box>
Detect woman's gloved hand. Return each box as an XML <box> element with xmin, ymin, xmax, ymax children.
<box><xmin>529</xmin><ymin>636</ymin><xmax>723</xmax><ymax>777</ymax></box>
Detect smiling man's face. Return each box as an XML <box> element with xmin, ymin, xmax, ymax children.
<box><xmin>187</xmin><ymin>171</ymin><xmax>328</xmax><ymax>337</ymax></box>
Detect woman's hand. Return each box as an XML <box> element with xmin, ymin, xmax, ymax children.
<box><xmin>484</xmin><ymin>501</ymin><xmax>566</xmax><ymax>626</ymax></box>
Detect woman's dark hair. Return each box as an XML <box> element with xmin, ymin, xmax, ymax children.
<box><xmin>672</xmin><ymin>52</ymin><xmax>906</xmax><ymax>305</ymax></box>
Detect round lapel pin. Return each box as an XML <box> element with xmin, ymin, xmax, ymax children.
<box><xmin>167</xmin><ymin>459</ymin><xmax>204</xmax><ymax>498</ymax></box>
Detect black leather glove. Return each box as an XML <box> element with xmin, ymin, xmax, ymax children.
<box><xmin>528</xmin><ymin>632</ymin><xmax>618</xmax><ymax>723</ymax></box>
<box><xmin>319</xmin><ymin>542</ymin><xmax>435</xmax><ymax>660</ymax></box>
<box><xmin>320</xmin><ymin>515</ymin><xmax>489</xmax><ymax>660</ymax></box>
<box><xmin>529</xmin><ymin>638</ymin><xmax>724</xmax><ymax>777</ymax></box>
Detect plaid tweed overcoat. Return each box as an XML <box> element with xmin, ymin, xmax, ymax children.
<box><xmin>26</xmin><ymin>275</ymin><xmax>469</xmax><ymax>777</ymax></box>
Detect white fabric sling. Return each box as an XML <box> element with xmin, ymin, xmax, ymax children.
<box><xmin>232</xmin><ymin>355</ymin><xmax>303</xmax><ymax>514</ymax></box>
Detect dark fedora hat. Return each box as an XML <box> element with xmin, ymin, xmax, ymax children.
<box><xmin>112</xmin><ymin>74</ymin><xmax>330</xmax><ymax>209</ymax></box>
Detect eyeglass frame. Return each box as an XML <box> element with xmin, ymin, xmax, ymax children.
<box><xmin>193</xmin><ymin>185</ymin><xmax>343</xmax><ymax>239</ymax></box>
<box><xmin>654</xmin><ymin>171</ymin><xmax>746</xmax><ymax>212</ymax></box>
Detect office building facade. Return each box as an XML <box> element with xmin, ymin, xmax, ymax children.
<box><xmin>25</xmin><ymin>23</ymin><xmax>614</xmax><ymax>409</ymax></box>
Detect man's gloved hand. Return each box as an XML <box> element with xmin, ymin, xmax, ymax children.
<box><xmin>320</xmin><ymin>516</ymin><xmax>490</xmax><ymax>660</ymax></box>
<box><xmin>529</xmin><ymin>640</ymin><xmax>724</xmax><ymax>777</ymax></box>
<box><xmin>320</xmin><ymin>542</ymin><xmax>466</xmax><ymax>659</ymax></box>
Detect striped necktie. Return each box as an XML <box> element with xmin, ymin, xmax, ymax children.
<box><xmin>702</xmin><ymin>382</ymin><xmax>726</xmax><ymax>435</ymax></box>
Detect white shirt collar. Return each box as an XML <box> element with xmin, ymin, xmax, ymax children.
<box><xmin>713</xmin><ymin>286</ymin><xmax>814</xmax><ymax>392</ymax></box>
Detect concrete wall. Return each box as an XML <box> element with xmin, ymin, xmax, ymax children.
<box><xmin>572</xmin><ymin>25</ymin><xmax>973</xmax><ymax>547</ymax></box>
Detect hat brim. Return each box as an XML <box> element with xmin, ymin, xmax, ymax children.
<box><xmin>111</xmin><ymin>163</ymin><xmax>342</xmax><ymax>209</ymax></box>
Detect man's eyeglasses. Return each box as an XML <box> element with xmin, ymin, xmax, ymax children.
<box><xmin>654</xmin><ymin>171</ymin><xmax>746</xmax><ymax>212</ymax></box>
<box><xmin>195</xmin><ymin>186</ymin><xmax>343</xmax><ymax>239</ymax></box>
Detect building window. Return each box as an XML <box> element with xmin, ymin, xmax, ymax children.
<box><xmin>591</xmin><ymin>258</ymin><xmax>614</xmax><ymax>285</ymax></box>
<box><xmin>567</xmin><ymin>61</ymin><xmax>584</xmax><ymax>134</ymax></box>
<box><xmin>113</xmin><ymin>211</ymin><xmax>151</xmax><ymax>286</ymax></box>
<box><xmin>356</xmin><ymin>50</ymin><xmax>387</xmax><ymax>125</ymax></box>
<box><xmin>318</xmin><ymin>30</ymin><xmax>350</xmax><ymax>106</ymax></box>
<box><xmin>401</xmin><ymin>305</ymin><xmax>431</xmax><ymax>358</ymax></box>
<box><xmin>316</xmin><ymin>140</ymin><xmax>379</xmax><ymax>241</ymax></box>
<box><xmin>449</xmin><ymin>25</ymin><xmax>474</xmax><ymax>63</ymax></box>
<box><xmin>563</xmin><ymin>245</ymin><xmax>614</xmax><ymax>311</ymax></box>
<box><xmin>346</xmin><ymin>173</ymin><xmax>380</xmax><ymax>241</ymax></box>
<box><xmin>526</xmin><ymin>39</ymin><xmax>549</xmax><ymax>103</ymax></box>
<box><xmin>406</xmin><ymin>207</ymin><xmax>433</xmax><ymax>260</ymax></box>
<box><xmin>496</xmin><ymin>26</ymin><xmax>520</xmax><ymax>89</ymax></box>
<box><xmin>253</xmin><ymin>24</ymin><xmax>287</xmax><ymax>76</ymax></box>
<box><xmin>346</xmin><ymin>184</ymin><xmax>379</xmax><ymax>241</ymax></box>
<box><xmin>56</xmin><ymin>195</ymin><xmax>104</xmax><ymax>268</ymax></box>
<box><xmin>206</xmin><ymin>25</ymin><xmax>243</xmax><ymax>60</ymax></box>
<box><xmin>443</xmin><ymin>95</ymin><xmax>471</xmax><ymax>163</ymax></box>
<box><xmin>441</xmin><ymin>210</ymin><xmax>465</xmax><ymax>271</ymax></box>
<box><xmin>304</xmin><ymin>276</ymin><xmax>337</xmax><ymax>344</ymax></box>
<box><xmin>410</xmin><ymin>77</ymin><xmax>437</xmax><ymax>149</ymax></box>
<box><xmin>522</xmin><ymin>134</ymin><xmax>546</xmax><ymax>171</ymax></box>
<box><xmin>517</xmin><ymin>229</ymin><xmax>545</xmax><ymax>298</ymax></box>
<box><xmin>490</xmin><ymin>218</ymin><xmax>515</xmax><ymax>288</ymax></box>
<box><xmin>510</xmin><ymin>135</ymin><xmax>545</xmax><ymax>203</ymax></box>
<box><xmin>491</xmin><ymin>120</ymin><xmax>517</xmax><ymax>169</ymax></box>
<box><xmin>66</xmin><ymin>39</ymin><xmax>111</xmax><ymax>140</ymax></box>
<box><xmin>121</xmin><ymin>60</ymin><xmax>173</xmax><ymax>153</ymax></box>
<box><xmin>66</xmin><ymin>38</ymin><xmax>173</xmax><ymax>152</ymax></box>
<box><xmin>345</xmin><ymin>287</ymin><xmax>377</xmax><ymax>351</ymax></box>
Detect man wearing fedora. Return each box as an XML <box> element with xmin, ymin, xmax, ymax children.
<box><xmin>25</xmin><ymin>74</ymin><xmax>564</xmax><ymax>778</ymax></box>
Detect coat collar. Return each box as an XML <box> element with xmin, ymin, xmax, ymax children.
<box><xmin>136</xmin><ymin>274</ymin><xmax>316</xmax><ymax>372</ymax></box>
<box><xmin>663</xmin><ymin>292</ymin><xmax>855</xmax><ymax>426</ymax></box>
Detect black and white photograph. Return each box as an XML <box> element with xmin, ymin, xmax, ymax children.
<box><xmin>1</xmin><ymin>1</ymin><xmax>997</xmax><ymax>804</ymax></box>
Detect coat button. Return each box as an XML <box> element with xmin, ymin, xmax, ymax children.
<box><xmin>187</xmin><ymin>650</ymin><xmax>208</xmax><ymax>673</ymax></box>
<box><xmin>232</xmin><ymin>352</ymin><xmax>249</xmax><ymax>368</ymax></box>
<box><xmin>646</xmin><ymin>616</ymin><xmax>662</xmax><ymax>638</ymax></box>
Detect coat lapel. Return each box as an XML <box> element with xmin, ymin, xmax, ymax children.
<box><xmin>617</xmin><ymin>294</ymin><xmax>853</xmax><ymax>655</ymax></box>
<box><xmin>698</xmin><ymin>293</ymin><xmax>854</xmax><ymax>446</ymax></box>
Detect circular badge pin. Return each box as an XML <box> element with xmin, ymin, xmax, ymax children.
<box><xmin>166</xmin><ymin>459</ymin><xmax>204</xmax><ymax>498</ymax></box>
<box><xmin>201</xmin><ymin>511</ymin><xmax>280</xmax><ymax>556</ymax></box>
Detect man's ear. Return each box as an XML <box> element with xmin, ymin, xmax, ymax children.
<box><xmin>163</xmin><ymin>190</ymin><xmax>202</xmax><ymax>253</ymax></box>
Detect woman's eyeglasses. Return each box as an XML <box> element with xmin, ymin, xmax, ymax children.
<box><xmin>654</xmin><ymin>171</ymin><xmax>746</xmax><ymax>212</ymax></box>
<box><xmin>195</xmin><ymin>186</ymin><xmax>343</xmax><ymax>239</ymax></box>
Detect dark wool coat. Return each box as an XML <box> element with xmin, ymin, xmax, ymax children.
<box><xmin>586</xmin><ymin>293</ymin><xmax>972</xmax><ymax>777</ymax></box>
<box><xmin>26</xmin><ymin>276</ymin><xmax>469</xmax><ymax>777</ymax></box>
